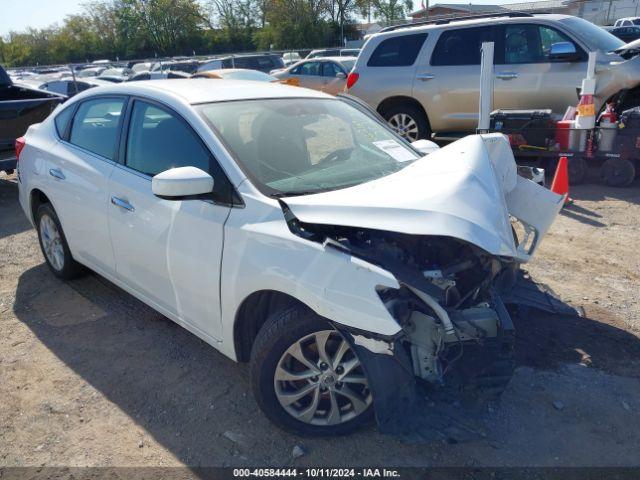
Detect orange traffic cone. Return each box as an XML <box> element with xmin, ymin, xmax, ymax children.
<box><xmin>550</xmin><ymin>156</ymin><xmax>571</xmax><ymax>205</ymax></box>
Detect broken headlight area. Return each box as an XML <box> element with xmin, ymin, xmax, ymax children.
<box><xmin>283</xmin><ymin>206</ymin><xmax>517</xmax><ymax>395</ymax></box>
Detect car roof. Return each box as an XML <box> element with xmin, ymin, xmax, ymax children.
<box><xmin>78</xmin><ymin>78</ymin><xmax>331</xmax><ymax>104</ymax></box>
<box><xmin>305</xmin><ymin>56</ymin><xmax>357</xmax><ymax>62</ymax></box>
<box><xmin>373</xmin><ymin>13</ymin><xmax>575</xmax><ymax>38</ymax></box>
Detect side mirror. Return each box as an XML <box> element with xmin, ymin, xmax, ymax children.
<box><xmin>152</xmin><ymin>166</ymin><xmax>213</xmax><ymax>199</ymax></box>
<box><xmin>336</xmin><ymin>72</ymin><xmax>347</xmax><ymax>79</ymax></box>
<box><xmin>549</xmin><ymin>42</ymin><xmax>579</xmax><ymax>62</ymax></box>
<box><xmin>411</xmin><ymin>139</ymin><xmax>440</xmax><ymax>155</ymax></box>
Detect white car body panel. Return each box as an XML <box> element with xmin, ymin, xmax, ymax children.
<box><xmin>47</xmin><ymin>143</ymin><xmax>117</xmax><ymax>273</ymax></box>
<box><xmin>108</xmin><ymin>165</ymin><xmax>230</xmax><ymax>342</ymax></box>
<box><xmin>282</xmin><ymin>134</ymin><xmax>563</xmax><ymax>263</ymax></box>
<box><xmin>218</xmin><ymin>184</ymin><xmax>402</xmax><ymax>358</ymax></box>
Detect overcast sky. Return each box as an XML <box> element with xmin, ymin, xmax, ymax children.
<box><xmin>0</xmin><ymin>0</ymin><xmax>527</xmax><ymax>36</ymax></box>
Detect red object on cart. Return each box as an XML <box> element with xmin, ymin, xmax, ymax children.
<box><xmin>555</xmin><ymin>120</ymin><xmax>573</xmax><ymax>150</ymax></box>
<box><xmin>599</xmin><ymin>102</ymin><xmax>617</xmax><ymax>125</ymax></box>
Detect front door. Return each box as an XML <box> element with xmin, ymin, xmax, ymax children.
<box><xmin>321</xmin><ymin>61</ymin><xmax>347</xmax><ymax>95</ymax></box>
<box><xmin>108</xmin><ymin>99</ymin><xmax>231</xmax><ymax>340</ymax></box>
<box><xmin>494</xmin><ymin>23</ymin><xmax>586</xmax><ymax>114</ymax></box>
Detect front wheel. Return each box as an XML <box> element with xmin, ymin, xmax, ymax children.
<box><xmin>250</xmin><ymin>306</ymin><xmax>373</xmax><ymax>435</ymax></box>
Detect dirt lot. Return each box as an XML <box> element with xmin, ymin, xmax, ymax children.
<box><xmin>1</xmin><ymin>172</ymin><xmax>639</xmax><ymax>468</ymax></box>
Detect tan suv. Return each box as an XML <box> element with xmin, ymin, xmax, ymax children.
<box><xmin>346</xmin><ymin>13</ymin><xmax>640</xmax><ymax>140</ymax></box>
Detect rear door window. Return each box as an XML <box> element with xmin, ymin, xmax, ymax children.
<box><xmin>54</xmin><ymin>105</ymin><xmax>75</xmax><ymax>139</ymax></box>
<box><xmin>367</xmin><ymin>33</ymin><xmax>428</xmax><ymax>67</ymax></box>
<box><xmin>431</xmin><ymin>27</ymin><xmax>497</xmax><ymax>65</ymax></box>
<box><xmin>69</xmin><ymin>97</ymin><xmax>125</xmax><ymax>160</ymax></box>
<box><xmin>322</xmin><ymin>62</ymin><xmax>342</xmax><ymax>77</ymax></box>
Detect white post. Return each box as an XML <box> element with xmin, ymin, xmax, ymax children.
<box><xmin>477</xmin><ymin>41</ymin><xmax>495</xmax><ymax>133</ymax></box>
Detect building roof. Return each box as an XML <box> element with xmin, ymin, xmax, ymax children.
<box><xmin>411</xmin><ymin>3</ymin><xmax>505</xmax><ymax>16</ymax></box>
<box><xmin>411</xmin><ymin>0</ymin><xmax>569</xmax><ymax>17</ymax></box>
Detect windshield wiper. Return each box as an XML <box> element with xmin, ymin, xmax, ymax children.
<box><xmin>271</xmin><ymin>190</ymin><xmax>323</xmax><ymax>198</ymax></box>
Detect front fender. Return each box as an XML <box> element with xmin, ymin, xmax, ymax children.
<box><xmin>219</xmin><ymin>192</ymin><xmax>402</xmax><ymax>360</ymax></box>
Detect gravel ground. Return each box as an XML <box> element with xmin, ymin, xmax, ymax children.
<box><xmin>1</xmin><ymin>172</ymin><xmax>639</xmax><ymax>467</ymax></box>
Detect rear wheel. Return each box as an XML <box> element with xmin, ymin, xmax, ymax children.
<box><xmin>567</xmin><ymin>157</ymin><xmax>587</xmax><ymax>185</ymax></box>
<box><xmin>382</xmin><ymin>103</ymin><xmax>430</xmax><ymax>141</ymax></box>
<box><xmin>600</xmin><ymin>158</ymin><xmax>636</xmax><ymax>187</ymax></box>
<box><xmin>36</xmin><ymin>203</ymin><xmax>84</xmax><ymax>280</ymax></box>
<box><xmin>250</xmin><ymin>306</ymin><xmax>373</xmax><ymax>435</ymax></box>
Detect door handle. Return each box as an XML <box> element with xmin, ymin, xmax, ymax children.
<box><xmin>416</xmin><ymin>73</ymin><xmax>435</xmax><ymax>81</ymax></box>
<box><xmin>49</xmin><ymin>168</ymin><xmax>65</xmax><ymax>180</ymax></box>
<box><xmin>496</xmin><ymin>72</ymin><xmax>519</xmax><ymax>80</ymax></box>
<box><xmin>111</xmin><ymin>196</ymin><xmax>135</xmax><ymax>212</ymax></box>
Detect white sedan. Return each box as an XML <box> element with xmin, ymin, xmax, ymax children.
<box><xmin>16</xmin><ymin>80</ymin><xmax>563</xmax><ymax>436</ymax></box>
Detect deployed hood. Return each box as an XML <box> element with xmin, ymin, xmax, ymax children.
<box><xmin>282</xmin><ymin>134</ymin><xmax>564</xmax><ymax>262</ymax></box>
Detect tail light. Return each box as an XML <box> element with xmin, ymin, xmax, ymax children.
<box><xmin>15</xmin><ymin>136</ymin><xmax>26</xmax><ymax>161</ymax></box>
<box><xmin>346</xmin><ymin>72</ymin><xmax>359</xmax><ymax>90</ymax></box>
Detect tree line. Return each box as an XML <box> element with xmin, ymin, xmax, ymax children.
<box><xmin>0</xmin><ymin>0</ymin><xmax>413</xmax><ymax>67</ymax></box>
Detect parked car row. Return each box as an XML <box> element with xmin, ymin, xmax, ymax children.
<box><xmin>0</xmin><ymin>64</ymin><xmax>65</xmax><ymax>174</ymax></box>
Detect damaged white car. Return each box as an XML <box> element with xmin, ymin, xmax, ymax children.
<box><xmin>17</xmin><ymin>80</ymin><xmax>564</xmax><ymax>436</ymax></box>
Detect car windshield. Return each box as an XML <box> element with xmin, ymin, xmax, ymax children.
<box><xmin>198</xmin><ymin>98</ymin><xmax>420</xmax><ymax>196</ymax></box>
<box><xmin>561</xmin><ymin>17</ymin><xmax>625</xmax><ymax>51</ymax></box>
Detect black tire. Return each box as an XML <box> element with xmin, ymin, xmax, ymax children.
<box><xmin>381</xmin><ymin>103</ymin><xmax>430</xmax><ymax>141</ymax></box>
<box><xmin>600</xmin><ymin>158</ymin><xmax>636</xmax><ymax>187</ymax></box>
<box><xmin>35</xmin><ymin>203</ymin><xmax>84</xmax><ymax>280</ymax></box>
<box><xmin>250</xmin><ymin>305</ymin><xmax>374</xmax><ymax>436</ymax></box>
<box><xmin>567</xmin><ymin>156</ymin><xmax>587</xmax><ymax>185</ymax></box>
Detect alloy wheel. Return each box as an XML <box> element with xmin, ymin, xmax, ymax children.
<box><xmin>388</xmin><ymin>113</ymin><xmax>419</xmax><ymax>141</ymax></box>
<box><xmin>274</xmin><ymin>330</ymin><xmax>372</xmax><ymax>426</ymax></box>
<box><xmin>40</xmin><ymin>214</ymin><xmax>65</xmax><ymax>271</ymax></box>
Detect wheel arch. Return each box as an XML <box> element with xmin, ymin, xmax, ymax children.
<box><xmin>29</xmin><ymin>188</ymin><xmax>52</xmax><ymax>224</ymax></box>
<box><xmin>233</xmin><ymin>289</ymin><xmax>314</xmax><ymax>363</ymax></box>
<box><xmin>376</xmin><ymin>96</ymin><xmax>431</xmax><ymax>130</ymax></box>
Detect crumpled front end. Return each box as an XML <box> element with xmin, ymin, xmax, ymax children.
<box><xmin>278</xmin><ymin>134</ymin><xmax>564</xmax><ymax>438</ymax></box>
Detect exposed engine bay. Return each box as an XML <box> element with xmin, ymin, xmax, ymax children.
<box><xmin>282</xmin><ymin>207</ymin><xmax>516</xmax><ymax>394</ymax></box>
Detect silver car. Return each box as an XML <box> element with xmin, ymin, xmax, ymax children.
<box><xmin>347</xmin><ymin>13</ymin><xmax>638</xmax><ymax>140</ymax></box>
<box><xmin>272</xmin><ymin>57</ymin><xmax>356</xmax><ymax>95</ymax></box>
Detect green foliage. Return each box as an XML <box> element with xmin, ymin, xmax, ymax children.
<box><xmin>370</xmin><ymin>0</ymin><xmax>413</xmax><ymax>23</ymax></box>
<box><xmin>0</xmin><ymin>0</ymin><xmax>403</xmax><ymax>66</ymax></box>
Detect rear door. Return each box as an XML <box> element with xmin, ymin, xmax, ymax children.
<box><xmin>494</xmin><ymin>23</ymin><xmax>586</xmax><ymax>114</ymax></box>
<box><xmin>422</xmin><ymin>26</ymin><xmax>499</xmax><ymax>132</ymax></box>
<box><xmin>107</xmin><ymin>98</ymin><xmax>232</xmax><ymax>340</ymax></box>
<box><xmin>46</xmin><ymin>96</ymin><xmax>126</xmax><ymax>275</ymax></box>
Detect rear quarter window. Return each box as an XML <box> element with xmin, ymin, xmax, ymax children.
<box><xmin>367</xmin><ymin>33</ymin><xmax>428</xmax><ymax>67</ymax></box>
<box><xmin>68</xmin><ymin>98</ymin><xmax>125</xmax><ymax>160</ymax></box>
<box><xmin>54</xmin><ymin>106</ymin><xmax>75</xmax><ymax>139</ymax></box>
